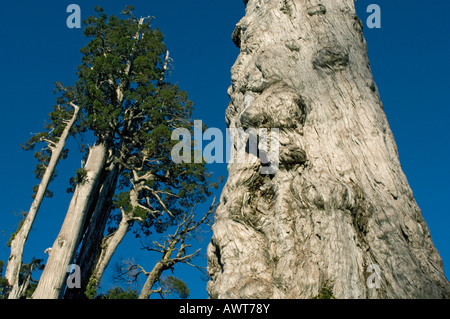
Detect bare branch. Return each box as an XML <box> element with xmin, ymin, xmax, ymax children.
<box><xmin>170</xmin><ymin>248</ymin><xmax>201</xmax><ymax>263</ymax></box>
<box><xmin>68</xmin><ymin>102</ymin><xmax>80</xmax><ymax>111</ymax></box>
<box><xmin>119</xmin><ymin>206</ymin><xmax>144</xmax><ymax>223</ymax></box>
<box><xmin>42</xmin><ymin>138</ymin><xmax>58</xmax><ymax>148</ymax></box>
<box><xmin>136</xmin><ymin>198</ymin><xmax>217</xmax><ymax>299</ymax></box>
<box><xmin>149</xmin><ymin>189</ymin><xmax>174</xmax><ymax>217</ymax></box>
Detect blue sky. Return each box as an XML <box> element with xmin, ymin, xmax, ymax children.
<box><xmin>0</xmin><ymin>0</ymin><xmax>448</xmax><ymax>298</ymax></box>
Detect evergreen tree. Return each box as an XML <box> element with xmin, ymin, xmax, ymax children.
<box><xmin>97</xmin><ymin>286</ymin><xmax>139</xmax><ymax>299</ymax></box>
<box><xmin>32</xmin><ymin>6</ymin><xmax>214</xmax><ymax>299</ymax></box>
<box><xmin>161</xmin><ymin>276</ymin><xmax>190</xmax><ymax>299</ymax></box>
<box><xmin>5</xmin><ymin>89</ymin><xmax>81</xmax><ymax>299</ymax></box>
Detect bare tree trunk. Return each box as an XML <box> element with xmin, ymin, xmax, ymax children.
<box><xmin>32</xmin><ymin>142</ymin><xmax>108</xmax><ymax>299</ymax></box>
<box><xmin>77</xmin><ymin>171</ymin><xmax>157</xmax><ymax>297</ymax></box>
<box><xmin>138</xmin><ymin>262</ymin><xmax>165</xmax><ymax>299</ymax></box>
<box><xmin>93</xmin><ymin>210</ymin><xmax>136</xmax><ymax>289</ymax></box>
<box><xmin>138</xmin><ymin>202</ymin><xmax>215</xmax><ymax>299</ymax></box>
<box><xmin>64</xmin><ymin>163</ymin><xmax>120</xmax><ymax>299</ymax></box>
<box><xmin>5</xmin><ymin>103</ymin><xmax>79</xmax><ymax>299</ymax></box>
<box><xmin>207</xmin><ymin>0</ymin><xmax>450</xmax><ymax>298</ymax></box>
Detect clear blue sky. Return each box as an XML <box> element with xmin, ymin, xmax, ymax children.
<box><xmin>0</xmin><ymin>0</ymin><xmax>448</xmax><ymax>298</ymax></box>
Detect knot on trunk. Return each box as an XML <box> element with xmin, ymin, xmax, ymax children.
<box><xmin>307</xmin><ymin>4</ymin><xmax>327</xmax><ymax>16</ymax></box>
<box><xmin>313</xmin><ymin>44</ymin><xmax>349</xmax><ymax>71</ymax></box>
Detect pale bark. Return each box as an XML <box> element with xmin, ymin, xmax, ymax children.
<box><xmin>91</xmin><ymin>208</ymin><xmax>140</xmax><ymax>291</ymax></box>
<box><xmin>138</xmin><ymin>262</ymin><xmax>165</xmax><ymax>299</ymax></box>
<box><xmin>207</xmin><ymin>0</ymin><xmax>450</xmax><ymax>298</ymax></box>
<box><xmin>80</xmin><ymin>171</ymin><xmax>157</xmax><ymax>297</ymax></box>
<box><xmin>32</xmin><ymin>142</ymin><xmax>108</xmax><ymax>299</ymax></box>
<box><xmin>76</xmin><ymin>20</ymin><xmax>173</xmax><ymax>297</ymax></box>
<box><xmin>30</xmin><ymin>15</ymin><xmax>164</xmax><ymax>299</ymax></box>
<box><xmin>5</xmin><ymin>103</ymin><xmax>79</xmax><ymax>299</ymax></box>
<box><xmin>64</xmin><ymin>163</ymin><xmax>120</xmax><ymax>299</ymax></box>
<box><xmin>138</xmin><ymin>201</ymin><xmax>215</xmax><ymax>299</ymax></box>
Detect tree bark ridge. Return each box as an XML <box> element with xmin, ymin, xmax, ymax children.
<box><xmin>32</xmin><ymin>142</ymin><xmax>108</xmax><ymax>299</ymax></box>
<box><xmin>207</xmin><ymin>0</ymin><xmax>450</xmax><ymax>299</ymax></box>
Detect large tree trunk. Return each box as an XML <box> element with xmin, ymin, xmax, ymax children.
<box><xmin>5</xmin><ymin>104</ymin><xmax>79</xmax><ymax>299</ymax></box>
<box><xmin>32</xmin><ymin>142</ymin><xmax>108</xmax><ymax>299</ymax></box>
<box><xmin>64</xmin><ymin>163</ymin><xmax>120</xmax><ymax>299</ymax></box>
<box><xmin>207</xmin><ymin>0</ymin><xmax>450</xmax><ymax>298</ymax></box>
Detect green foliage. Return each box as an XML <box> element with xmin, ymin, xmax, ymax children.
<box><xmin>74</xmin><ymin>167</ymin><xmax>88</xmax><ymax>184</ymax></box>
<box><xmin>0</xmin><ymin>260</ymin><xmax>10</xmax><ymax>299</ymax></box>
<box><xmin>76</xmin><ymin>6</ymin><xmax>166</xmax><ymax>139</ymax></box>
<box><xmin>19</xmin><ymin>7</ymin><xmax>217</xmax><ymax>299</ymax></box>
<box><xmin>6</xmin><ymin>210</ymin><xmax>27</xmax><ymax>247</ymax></box>
<box><xmin>66</xmin><ymin>167</ymin><xmax>88</xmax><ymax>193</ymax></box>
<box><xmin>0</xmin><ymin>258</ymin><xmax>44</xmax><ymax>299</ymax></box>
<box><xmin>98</xmin><ymin>286</ymin><xmax>139</xmax><ymax>299</ymax></box>
<box><xmin>20</xmin><ymin>258</ymin><xmax>44</xmax><ymax>282</ymax></box>
<box><xmin>312</xmin><ymin>280</ymin><xmax>336</xmax><ymax>299</ymax></box>
<box><xmin>22</xmin><ymin>82</ymin><xmax>84</xmax><ymax>198</ymax></box>
<box><xmin>85</xmin><ymin>276</ymin><xmax>99</xmax><ymax>299</ymax></box>
<box><xmin>161</xmin><ymin>276</ymin><xmax>190</xmax><ymax>299</ymax></box>
<box><xmin>65</xmin><ymin>6</ymin><xmax>216</xmax><ymax>238</ymax></box>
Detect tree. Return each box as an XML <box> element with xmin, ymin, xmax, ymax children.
<box><xmin>97</xmin><ymin>287</ymin><xmax>139</xmax><ymax>299</ymax></box>
<box><xmin>138</xmin><ymin>199</ymin><xmax>215</xmax><ymax>299</ymax></box>
<box><xmin>312</xmin><ymin>281</ymin><xmax>336</xmax><ymax>300</ymax></box>
<box><xmin>32</xmin><ymin>6</ymin><xmax>214</xmax><ymax>299</ymax></box>
<box><xmin>5</xmin><ymin>95</ymin><xmax>80</xmax><ymax>299</ymax></box>
<box><xmin>0</xmin><ymin>260</ymin><xmax>9</xmax><ymax>299</ymax></box>
<box><xmin>1</xmin><ymin>258</ymin><xmax>44</xmax><ymax>299</ymax></box>
<box><xmin>160</xmin><ymin>276</ymin><xmax>190</xmax><ymax>299</ymax></box>
<box><xmin>109</xmin><ymin>198</ymin><xmax>216</xmax><ymax>299</ymax></box>
<box><xmin>207</xmin><ymin>0</ymin><xmax>450</xmax><ymax>298</ymax></box>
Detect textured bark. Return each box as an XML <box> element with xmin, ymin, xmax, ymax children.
<box><xmin>64</xmin><ymin>163</ymin><xmax>120</xmax><ymax>299</ymax></box>
<box><xmin>138</xmin><ymin>262</ymin><xmax>165</xmax><ymax>300</ymax></box>
<box><xmin>32</xmin><ymin>142</ymin><xmax>108</xmax><ymax>299</ymax></box>
<box><xmin>207</xmin><ymin>0</ymin><xmax>450</xmax><ymax>299</ymax></box>
<box><xmin>89</xmin><ymin>206</ymin><xmax>144</xmax><ymax>296</ymax></box>
<box><xmin>5</xmin><ymin>103</ymin><xmax>79</xmax><ymax>299</ymax></box>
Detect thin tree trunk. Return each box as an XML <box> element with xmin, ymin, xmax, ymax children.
<box><xmin>92</xmin><ymin>209</ymin><xmax>136</xmax><ymax>289</ymax></box>
<box><xmin>207</xmin><ymin>0</ymin><xmax>450</xmax><ymax>298</ymax></box>
<box><xmin>5</xmin><ymin>103</ymin><xmax>79</xmax><ymax>299</ymax></box>
<box><xmin>139</xmin><ymin>262</ymin><xmax>165</xmax><ymax>299</ymax></box>
<box><xmin>32</xmin><ymin>142</ymin><xmax>108</xmax><ymax>299</ymax></box>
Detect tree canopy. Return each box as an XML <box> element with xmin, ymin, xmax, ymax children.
<box><xmin>6</xmin><ymin>6</ymin><xmax>217</xmax><ymax>299</ymax></box>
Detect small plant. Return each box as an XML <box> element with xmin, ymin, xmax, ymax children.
<box><xmin>66</xmin><ymin>167</ymin><xmax>88</xmax><ymax>193</ymax></box>
<box><xmin>85</xmin><ymin>276</ymin><xmax>99</xmax><ymax>299</ymax></box>
<box><xmin>6</xmin><ymin>211</ymin><xmax>27</xmax><ymax>247</ymax></box>
<box><xmin>312</xmin><ymin>280</ymin><xmax>336</xmax><ymax>299</ymax></box>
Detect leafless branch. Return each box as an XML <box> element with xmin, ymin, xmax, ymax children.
<box><xmin>134</xmin><ymin>197</ymin><xmax>218</xmax><ymax>298</ymax></box>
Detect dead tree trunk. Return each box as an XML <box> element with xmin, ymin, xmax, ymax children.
<box><xmin>5</xmin><ymin>103</ymin><xmax>79</xmax><ymax>299</ymax></box>
<box><xmin>32</xmin><ymin>142</ymin><xmax>108</xmax><ymax>299</ymax></box>
<box><xmin>207</xmin><ymin>0</ymin><xmax>450</xmax><ymax>298</ymax></box>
